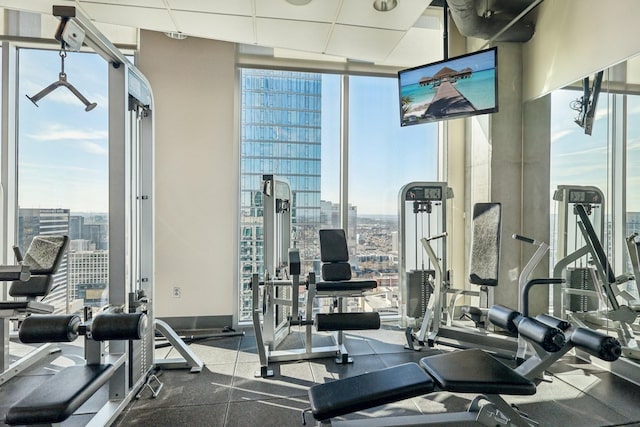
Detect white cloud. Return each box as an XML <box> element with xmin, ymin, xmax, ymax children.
<box><xmin>26</xmin><ymin>124</ymin><xmax>107</xmax><ymax>142</ymax></box>
<box><xmin>550</xmin><ymin>129</ymin><xmax>574</xmax><ymax>144</ymax></box>
<box><xmin>78</xmin><ymin>141</ymin><xmax>108</xmax><ymax>156</ymax></box>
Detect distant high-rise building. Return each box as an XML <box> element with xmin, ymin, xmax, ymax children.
<box><xmin>69</xmin><ymin>215</ymin><xmax>84</xmax><ymax>240</ymax></box>
<box><xmin>18</xmin><ymin>208</ymin><xmax>70</xmax><ymax>314</ymax></box>
<box><xmin>68</xmin><ymin>250</ymin><xmax>109</xmax><ymax>308</ymax></box>
<box><xmin>239</xmin><ymin>68</ymin><xmax>322</xmax><ymax>320</ymax></box>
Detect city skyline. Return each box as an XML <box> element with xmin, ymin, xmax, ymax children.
<box><xmin>20</xmin><ymin>49</ymin><xmax>638</xmax><ymax>217</ymax></box>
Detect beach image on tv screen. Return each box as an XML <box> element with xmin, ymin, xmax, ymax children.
<box><xmin>399</xmin><ymin>48</ymin><xmax>497</xmax><ymax>126</ymax></box>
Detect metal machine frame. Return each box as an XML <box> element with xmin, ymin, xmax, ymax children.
<box><xmin>252</xmin><ymin>175</ymin><xmax>357</xmax><ymax>377</ymax></box>
<box><xmin>553</xmin><ymin>185</ymin><xmax>640</xmax><ymax>360</ymax></box>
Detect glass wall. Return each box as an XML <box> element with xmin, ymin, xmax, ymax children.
<box><xmin>18</xmin><ymin>48</ymin><xmax>109</xmax><ymax>314</ymax></box>
<box><xmin>238</xmin><ymin>69</ymin><xmax>437</xmax><ymax>321</ymax></box>
<box><xmin>550</xmin><ymin>57</ymin><xmax>640</xmax><ymax>361</ymax></box>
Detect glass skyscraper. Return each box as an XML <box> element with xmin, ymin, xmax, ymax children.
<box><xmin>239</xmin><ymin>68</ymin><xmax>322</xmax><ymax>321</ymax></box>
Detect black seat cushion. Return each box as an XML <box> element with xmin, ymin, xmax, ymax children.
<box><xmin>419</xmin><ymin>349</ymin><xmax>536</xmax><ymax>395</ymax></box>
<box><xmin>309</xmin><ymin>362</ymin><xmax>434</xmax><ymax>421</ymax></box>
<box><xmin>322</xmin><ymin>262</ymin><xmax>352</xmax><ymax>281</ymax></box>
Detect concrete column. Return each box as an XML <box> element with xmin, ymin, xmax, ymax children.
<box><xmin>489</xmin><ymin>42</ymin><xmax>524</xmax><ymax>309</ymax></box>
<box><xmin>522</xmin><ymin>95</ymin><xmax>551</xmax><ymax>315</ymax></box>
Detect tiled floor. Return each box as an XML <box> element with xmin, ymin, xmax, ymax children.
<box><xmin>2</xmin><ymin>326</ymin><xmax>640</xmax><ymax>426</ymax></box>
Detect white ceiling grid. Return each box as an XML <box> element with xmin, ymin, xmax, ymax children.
<box><xmin>0</xmin><ymin>0</ymin><xmax>443</xmax><ymax>67</ymax></box>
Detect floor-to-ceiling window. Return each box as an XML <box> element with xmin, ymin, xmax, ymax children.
<box><xmin>238</xmin><ymin>68</ymin><xmax>437</xmax><ymax>321</ymax></box>
<box><xmin>18</xmin><ymin>48</ymin><xmax>109</xmax><ymax>314</ymax></box>
<box><xmin>348</xmin><ymin>75</ymin><xmax>437</xmax><ymax>315</ymax></box>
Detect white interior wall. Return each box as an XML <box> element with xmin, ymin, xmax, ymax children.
<box><xmin>523</xmin><ymin>0</ymin><xmax>640</xmax><ymax>101</ymax></box>
<box><xmin>138</xmin><ymin>31</ymin><xmax>237</xmax><ymax>319</ymax></box>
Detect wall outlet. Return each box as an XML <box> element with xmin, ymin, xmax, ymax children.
<box><xmin>172</xmin><ymin>286</ymin><xmax>181</xmax><ymax>298</ymax></box>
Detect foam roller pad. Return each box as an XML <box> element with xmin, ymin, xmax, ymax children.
<box><xmin>517</xmin><ymin>317</ymin><xmax>565</xmax><ymax>352</ymax></box>
<box><xmin>19</xmin><ymin>314</ymin><xmax>80</xmax><ymax>343</ymax></box>
<box><xmin>488</xmin><ymin>304</ymin><xmax>521</xmax><ymax>333</ymax></box>
<box><xmin>90</xmin><ymin>313</ymin><xmax>147</xmax><ymax>341</ymax></box>
<box><xmin>316</xmin><ymin>312</ymin><xmax>380</xmax><ymax>331</ymax></box>
<box><xmin>571</xmin><ymin>328</ymin><xmax>621</xmax><ymax>362</ymax></box>
<box><xmin>535</xmin><ymin>314</ymin><xmax>571</xmax><ymax>331</ymax></box>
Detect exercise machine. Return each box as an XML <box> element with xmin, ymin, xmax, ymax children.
<box><xmin>252</xmin><ymin>175</ymin><xmax>380</xmax><ymax>377</ymax></box>
<box><xmin>5</xmin><ymin>311</ymin><xmax>149</xmax><ymax>425</ymax></box>
<box><xmin>403</xmin><ymin>194</ymin><xmax>516</xmax><ymax>355</ymax></box>
<box><xmin>398</xmin><ymin>182</ymin><xmax>452</xmax><ymax>349</ymax></box>
<box><xmin>552</xmin><ymin>185</ymin><xmax>640</xmax><ymax>359</ymax></box>
<box><xmin>0</xmin><ymin>235</ymin><xmax>69</xmax><ymax>385</ymax></box>
<box><xmin>305</xmin><ymin>305</ymin><xmax>621</xmax><ymax>426</ymax></box>
<box><xmin>0</xmin><ymin>7</ymin><xmax>199</xmax><ymax>425</ymax></box>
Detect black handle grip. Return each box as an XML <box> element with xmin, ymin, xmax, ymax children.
<box><xmin>512</xmin><ymin>234</ymin><xmax>535</xmax><ymax>244</ymax></box>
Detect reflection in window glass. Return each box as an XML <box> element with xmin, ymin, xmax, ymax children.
<box><xmin>626</xmin><ymin>95</ymin><xmax>640</xmax><ymax>301</ymax></box>
<box><xmin>18</xmin><ymin>49</ymin><xmax>108</xmax><ymax>314</ymax></box>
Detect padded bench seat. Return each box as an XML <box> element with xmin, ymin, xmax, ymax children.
<box><xmin>309</xmin><ymin>362</ymin><xmax>434</xmax><ymax>421</ymax></box>
<box><xmin>419</xmin><ymin>348</ymin><xmax>536</xmax><ymax>395</ymax></box>
<box><xmin>6</xmin><ymin>364</ymin><xmax>115</xmax><ymax>425</ymax></box>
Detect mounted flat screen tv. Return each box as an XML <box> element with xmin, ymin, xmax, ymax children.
<box><xmin>398</xmin><ymin>47</ymin><xmax>498</xmax><ymax>126</ymax></box>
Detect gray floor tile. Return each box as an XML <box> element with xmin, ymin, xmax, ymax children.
<box><xmin>115</xmin><ymin>403</ymin><xmax>227</xmax><ymax>427</ymax></box>
<box><xmin>131</xmin><ymin>364</ymin><xmax>235</xmax><ymax>409</ymax></box>
<box><xmin>225</xmin><ymin>396</ymin><xmax>309</xmax><ymax>427</ymax></box>
<box><xmin>230</xmin><ymin>360</ymin><xmax>314</xmax><ymax>401</ymax></box>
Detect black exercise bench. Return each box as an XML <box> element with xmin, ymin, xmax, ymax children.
<box><xmin>4</xmin><ymin>312</ymin><xmax>147</xmax><ymax>426</ymax></box>
<box><xmin>6</xmin><ymin>364</ymin><xmax>115</xmax><ymax>424</ymax></box>
<box><xmin>306</xmin><ymin>305</ymin><xmax>621</xmax><ymax>426</ymax></box>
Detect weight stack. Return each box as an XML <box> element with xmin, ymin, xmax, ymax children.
<box><xmin>407</xmin><ymin>269</ymin><xmax>434</xmax><ymax>319</ymax></box>
<box><xmin>567</xmin><ymin>267</ymin><xmax>599</xmax><ymax>312</ymax></box>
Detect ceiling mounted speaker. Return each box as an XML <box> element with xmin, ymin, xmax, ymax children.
<box><xmin>286</xmin><ymin>0</ymin><xmax>313</xmax><ymax>5</ymax></box>
<box><xmin>373</xmin><ymin>0</ymin><xmax>398</xmax><ymax>11</ymax></box>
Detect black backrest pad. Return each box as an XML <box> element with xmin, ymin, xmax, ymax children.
<box><xmin>319</xmin><ymin>229</ymin><xmax>349</xmax><ymax>262</ymax></box>
<box><xmin>469</xmin><ymin>203</ymin><xmax>501</xmax><ymax>286</ymax></box>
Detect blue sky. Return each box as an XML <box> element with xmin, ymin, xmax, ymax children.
<box><xmin>321</xmin><ymin>74</ymin><xmax>438</xmax><ymax>215</ymax></box>
<box><xmin>550</xmin><ymin>88</ymin><xmax>640</xmax><ymax>213</ymax></box>
<box><xmin>19</xmin><ymin>49</ymin><xmax>109</xmax><ymax>213</ymax></box>
<box><xmin>17</xmin><ymin>49</ymin><xmax>640</xmax><ymax>217</ymax></box>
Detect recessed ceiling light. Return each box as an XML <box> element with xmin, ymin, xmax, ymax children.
<box><xmin>373</xmin><ymin>0</ymin><xmax>398</xmax><ymax>12</ymax></box>
<box><xmin>286</xmin><ymin>0</ymin><xmax>313</xmax><ymax>5</ymax></box>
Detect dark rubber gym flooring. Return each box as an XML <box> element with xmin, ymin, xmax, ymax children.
<box><xmin>2</xmin><ymin>326</ymin><xmax>640</xmax><ymax>427</ymax></box>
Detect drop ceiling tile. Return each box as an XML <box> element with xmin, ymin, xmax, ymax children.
<box><xmin>80</xmin><ymin>0</ymin><xmax>166</xmax><ymax>8</ymax></box>
<box><xmin>255</xmin><ymin>0</ymin><xmax>341</xmax><ymax>22</ymax></box>
<box><xmin>337</xmin><ymin>0</ymin><xmax>431</xmax><ymax>31</ymax></box>
<box><xmin>0</xmin><ymin>0</ymin><xmax>71</xmax><ymax>14</ymax></box>
<box><xmin>80</xmin><ymin>2</ymin><xmax>176</xmax><ymax>31</ymax></box>
<box><xmin>325</xmin><ymin>24</ymin><xmax>404</xmax><ymax>63</ymax></box>
<box><xmin>273</xmin><ymin>48</ymin><xmax>346</xmax><ymax>63</ymax></box>
<box><xmin>256</xmin><ymin>18</ymin><xmax>330</xmax><ymax>52</ymax></box>
<box><xmin>172</xmin><ymin>10</ymin><xmax>255</xmax><ymax>44</ymax></box>
<box><xmin>166</xmin><ymin>0</ymin><xmax>253</xmax><ymax>15</ymax></box>
<box><xmin>377</xmin><ymin>27</ymin><xmax>442</xmax><ymax>67</ymax></box>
